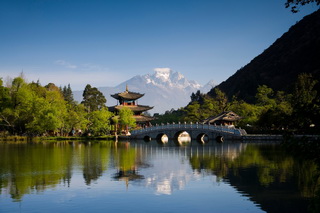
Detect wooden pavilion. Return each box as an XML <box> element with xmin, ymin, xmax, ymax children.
<box><xmin>108</xmin><ymin>85</ymin><xmax>154</xmax><ymax>127</ymax></box>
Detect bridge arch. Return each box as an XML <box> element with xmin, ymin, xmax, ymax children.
<box><xmin>173</xmin><ymin>130</ymin><xmax>191</xmax><ymax>146</ymax></box>
<box><xmin>216</xmin><ymin>135</ymin><xmax>224</xmax><ymax>143</ymax></box>
<box><xmin>143</xmin><ymin>135</ymin><xmax>152</xmax><ymax>142</ymax></box>
<box><xmin>196</xmin><ymin>133</ymin><xmax>209</xmax><ymax>144</ymax></box>
<box><xmin>156</xmin><ymin>133</ymin><xmax>168</xmax><ymax>144</ymax></box>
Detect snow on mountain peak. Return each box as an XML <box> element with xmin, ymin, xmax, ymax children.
<box><xmin>149</xmin><ymin>67</ymin><xmax>201</xmax><ymax>90</ymax></box>
<box><xmin>154</xmin><ymin>68</ymin><xmax>172</xmax><ymax>82</ymax></box>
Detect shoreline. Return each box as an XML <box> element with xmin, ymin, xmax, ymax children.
<box><xmin>0</xmin><ymin>135</ymin><xmax>117</xmax><ymax>142</ymax></box>
<box><xmin>1</xmin><ymin>134</ymin><xmax>319</xmax><ymax>143</ymax></box>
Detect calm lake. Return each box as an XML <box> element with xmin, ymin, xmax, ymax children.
<box><xmin>0</xmin><ymin>139</ymin><xmax>318</xmax><ymax>213</ymax></box>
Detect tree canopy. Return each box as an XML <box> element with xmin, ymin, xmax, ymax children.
<box><xmin>0</xmin><ymin>77</ymin><xmax>114</xmax><ymax>136</ymax></box>
<box><xmin>285</xmin><ymin>0</ymin><xmax>320</xmax><ymax>13</ymax></box>
<box><xmin>81</xmin><ymin>84</ymin><xmax>107</xmax><ymax>112</ymax></box>
<box><xmin>118</xmin><ymin>107</ymin><xmax>136</xmax><ymax>134</ymax></box>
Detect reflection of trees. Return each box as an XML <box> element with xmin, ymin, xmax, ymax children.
<box><xmin>189</xmin><ymin>143</ymin><xmax>246</xmax><ymax>180</ymax></box>
<box><xmin>0</xmin><ymin>141</ymin><xmax>113</xmax><ymax>201</ymax></box>
<box><xmin>112</xmin><ymin>142</ymin><xmax>144</xmax><ymax>186</ymax></box>
<box><xmin>81</xmin><ymin>142</ymin><xmax>111</xmax><ymax>185</ymax></box>
<box><xmin>189</xmin><ymin>143</ymin><xmax>320</xmax><ymax>213</ymax></box>
<box><xmin>282</xmin><ymin>137</ymin><xmax>320</xmax><ymax>213</ymax></box>
<box><xmin>0</xmin><ymin>142</ymin><xmax>74</xmax><ymax>201</ymax></box>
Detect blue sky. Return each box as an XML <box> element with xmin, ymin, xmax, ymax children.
<box><xmin>0</xmin><ymin>0</ymin><xmax>318</xmax><ymax>90</ymax></box>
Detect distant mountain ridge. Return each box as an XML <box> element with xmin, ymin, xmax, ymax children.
<box><xmin>211</xmin><ymin>9</ymin><xmax>320</xmax><ymax>102</ymax></box>
<box><xmin>73</xmin><ymin>68</ymin><xmax>215</xmax><ymax>114</ymax></box>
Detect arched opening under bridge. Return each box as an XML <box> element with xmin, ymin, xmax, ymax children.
<box><xmin>143</xmin><ymin>135</ymin><xmax>152</xmax><ymax>142</ymax></box>
<box><xmin>174</xmin><ymin>131</ymin><xmax>191</xmax><ymax>146</ymax></box>
<box><xmin>156</xmin><ymin>133</ymin><xmax>168</xmax><ymax>144</ymax></box>
<box><xmin>196</xmin><ymin>133</ymin><xmax>209</xmax><ymax>144</ymax></box>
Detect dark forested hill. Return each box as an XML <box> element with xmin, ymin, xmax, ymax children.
<box><xmin>210</xmin><ymin>9</ymin><xmax>320</xmax><ymax>103</ymax></box>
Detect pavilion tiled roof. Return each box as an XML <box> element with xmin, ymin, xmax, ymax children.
<box><xmin>202</xmin><ymin>111</ymin><xmax>241</xmax><ymax>124</ymax></box>
<box><xmin>111</xmin><ymin>87</ymin><xmax>144</xmax><ymax>100</ymax></box>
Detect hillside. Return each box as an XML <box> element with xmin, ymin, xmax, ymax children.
<box><xmin>210</xmin><ymin>9</ymin><xmax>320</xmax><ymax>102</ymax></box>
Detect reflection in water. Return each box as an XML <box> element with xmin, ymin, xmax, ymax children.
<box><xmin>175</xmin><ymin>131</ymin><xmax>191</xmax><ymax>145</ymax></box>
<box><xmin>112</xmin><ymin>142</ymin><xmax>144</xmax><ymax>188</ymax></box>
<box><xmin>0</xmin><ymin>141</ymin><xmax>74</xmax><ymax>201</ymax></box>
<box><xmin>82</xmin><ymin>142</ymin><xmax>111</xmax><ymax>185</ymax></box>
<box><xmin>0</xmin><ymin>140</ymin><xmax>319</xmax><ymax>213</ymax></box>
<box><xmin>156</xmin><ymin>134</ymin><xmax>168</xmax><ymax>144</ymax></box>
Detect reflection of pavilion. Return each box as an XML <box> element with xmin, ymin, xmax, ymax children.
<box><xmin>113</xmin><ymin>168</ymin><xmax>144</xmax><ymax>188</ymax></box>
<box><xmin>112</xmin><ymin>142</ymin><xmax>145</xmax><ymax>188</ymax></box>
<box><xmin>111</xmin><ymin>141</ymin><xmax>249</xmax><ymax>194</ymax></box>
<box><xmin>127</xmin><ymin>141</ymin><xmax>248</xmax><ymax>195</ymax></box>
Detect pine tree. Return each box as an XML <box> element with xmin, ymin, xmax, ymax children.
<box><xmin>62</xmin><ymin>84</ymin><xmax>75</xmax><ymax>105</ymax></box>
<box><xmin>81</xmin><ymin>84</ymin><xmax>106</xmax><ymax>112</ymax></box>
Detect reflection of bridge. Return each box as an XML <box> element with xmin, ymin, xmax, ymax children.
<box><xmin>130</xmin><ymin>123</ymin><xmax>247</xmax><ymax>143</ymax></box>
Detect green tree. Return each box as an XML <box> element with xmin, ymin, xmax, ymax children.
<box><xmin>183</xmin><ymin>101</ymin><xmax>201</xmax><ymax>122</ymax></box>
<box><xmin>290</xmin><ymin>73</ymin><xmax>318</xmax><ymax>129</ymax></box>
<box><xmin>255</xmin><ymin>85</ymin><xmax>276</xmax><ymax>107</ymax></box>
<box><xmin>4</xmin><ymin>77</ymin><xmax>35</xmax><ymax>134</ymax></box>
<box><xmin>87</xmin><ymin>108</ymin><xmax>113</xmax><ymax>136</ymax></box>
<box><xmin>119</xmin><ymin>107</ymin><xmax>136</xmax><ymax>134</ymax></box>
<box><xmin>184</xmin><ymin>89</ymin><xmax>228</xmax><ymax>123</ymax></box>
<box><xmin>0</xmin><ymin>78</ymin><xmax>12</xmax><ymax>132</ymax></box>
<box><xmin>63</xmin><ymin>104</ymin><xmax>88</xmax><ymax>136</ymax></box>
<box><xmin>29</xmin><ymin>81</ymin><xmax>46</xmax><ymax>98</ymax></box>
<box><xmin>62</xmin><ymin>84</ymin><xmax>75</xmax><ymax>105</ymax></box>
<box><xmin>151</xmin><ymin>108</ymin><xmax>185</xmax><ymax>125</ymax></box>
<box><xmin>255</xmin><ymin>85</ymin><xmax>293</xmax><ymax>131</ymax></box>
<box><xmin>229</xmin><ymin>98</ymin><xmax>261</xmax><ymax>127</ymax></box>
<box><xmin>81</xmin><ymin>84</ymin><xmax>106</xmax><ymax>112</ymax></box>
<box><xmin>209</xmin><ymin>88</ymin><xmax>229</xmax><ymax>112</ymax></box>
<box><xmin>111</xmin><ymin>116</ymin><xmax>119</xmax><ymax>135</ymax></box>
<box><xmin>26</xmin><ymin>83</ymin><xmax>67</xmax><ymax>135</ymax></box>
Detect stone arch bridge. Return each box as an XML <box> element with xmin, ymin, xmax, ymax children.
<box><xmin>130</xmin><ymin>123</ymin><xmax>247</xmax><ymax>143</ymax></box>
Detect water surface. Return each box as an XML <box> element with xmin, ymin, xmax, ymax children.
<box><xmin>0</xmin><ymin>140</ymin><xmax>317</xmax><ymax>213</ymax></box>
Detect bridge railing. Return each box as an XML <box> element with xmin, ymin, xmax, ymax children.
<box><xmin>131</xmin><ymin>122</ymin><xmax>247</xmax><ymax>136</ymax></box>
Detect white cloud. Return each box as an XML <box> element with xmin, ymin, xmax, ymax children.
<box><xmin>55</xmin><ymin>60</ymin><xmax>77</xmax><ymax>69</ymax></box>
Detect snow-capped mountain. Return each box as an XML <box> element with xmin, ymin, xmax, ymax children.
<box><xmin>73</xmin><ymin>68</ymin><xmax>215</xmax><ymax>114</ymax></box>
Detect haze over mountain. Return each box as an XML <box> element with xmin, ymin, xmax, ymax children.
<box><xmin>211</xmin><ymin>9</ymin><xmax>320</xmax><ymax>102</ymax></box>
<box><xmin>73</xmin><ymin>68</ymin><xmax>215</xmax><ymax>114</ymax></box>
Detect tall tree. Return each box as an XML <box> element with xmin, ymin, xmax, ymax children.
<box><xmin>209</xmin><ymin>88</ymin><xmax>229</xmax><ymax>112</ymax></box>
<box><xmin>62</xmin><ymin>84</ymin><xmax>75</xmax><ymax>105</ymax></box>
<box><xmin>119</xmin><ymin>107</ymin><xmax>136</xmax><ymax>134</ymax></box>
<box><xmin>0</xmin><ymin>78</ymin><xmax>12</xmax><ymax>132</ymax></box>
<box><xmin>81</xmin><ymin>84</ymin><xmax>106</xmax><ymax>112</ymax></box>
<box><xmin>87</xmin><ymin>108</ymin><xmax>113</xmax><ymax>136</ymax></box>
<box><xmin>255</xmin><ymin>85</ymin><xmax>276</xmax><ymax>107</ymax></box>
<box><xmin>27</xmin><ymin>83</ymin><xmax>67</xmax><ymax>135</ymax></box>
<box><xmin>290</xmin><ymin>73</ymin><xmax>318</xmax><ymax>129</ymax></box>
